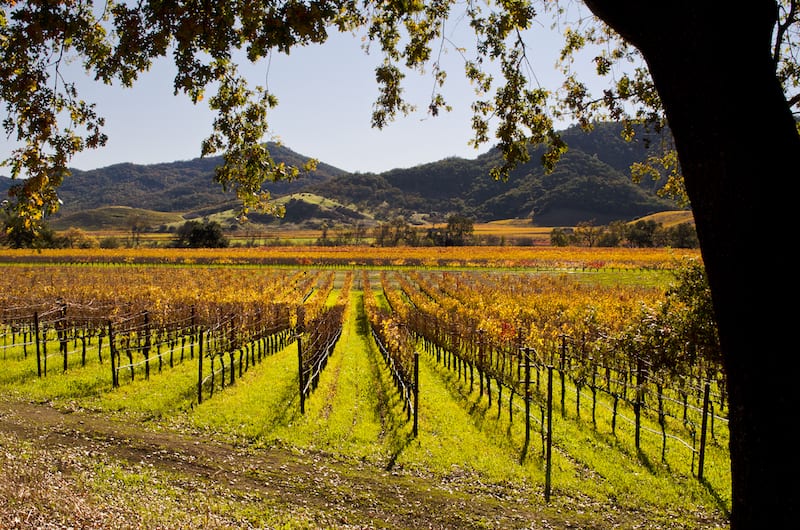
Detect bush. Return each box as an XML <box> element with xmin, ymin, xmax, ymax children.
<box><xmin>173</xmin><ymin>219</ymin><xmax>229</xmax><ymax>248</ymax></box>
<box><xmin>99</xmin><ymin>236</ymin><xmax>122</xmax><ymax>249</ymax></box>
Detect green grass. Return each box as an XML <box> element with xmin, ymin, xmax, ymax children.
<box><xmin>0</xmin><ymin>329</ymin><xmax>204</xmax><ymax>417</ymax></box>
<box><xmin>180</xmin><ymin>290</ymin><xmax>403</xmax><ymax>459</ymax></box>
<box><xmin>0</xmin><ymin>333</ymin><xmax>113</xmax><ymax>400</ymax></box>
<box><xmin>0</xmin><ymin>284</ymin><xmax>730</xmax><ymax>528</ymax></box>
<box><xmin>405</xmin><ymin>355</ymin><xmax>731</xmax><ymax>530</ymax></box>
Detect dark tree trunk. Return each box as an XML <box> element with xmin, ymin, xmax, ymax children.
<box><xmin>583</xmin><ymin>1</ymin><xmax>799</xmax><ymax>528</ymax></box>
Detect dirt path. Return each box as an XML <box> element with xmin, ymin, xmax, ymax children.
<box><xmin>0</xmin><ymin>296</ymin><xmax>729</xmax><ymax>529</ymax></box>
<box><xmin>0</xmin><ymin>397</ymin><xmax>728</xmax><ymax>529</ymax></box>
<box><xmin>1</xmin><ymin>396</ymin><xmax>590</xmax><ymax>529</ymax></box>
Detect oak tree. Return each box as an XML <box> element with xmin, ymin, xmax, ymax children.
<box><xmin>2</xmin><ymin>1</ymin><xmax>799</xmax><ymax>527</ymax></box>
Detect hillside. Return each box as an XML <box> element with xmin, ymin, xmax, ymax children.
<box><xmin>0</xmin><ymin>142</ymin><xmax>342</xmax><ymax>212</ymax></box>
<box><xmin>637</xmin><ymin>210</ymin><xmax>695</xmax><ymax>227</ymax></box>
<box><xmin>306</xmin><ymin>122</ymin><xmax>676</xmax><ymax>226</ymax></box>
<box><xmin>2</xmin><ymin>122</ymin><xmax>684</xmax><ymax>230</ymax></box>
<box><xmin>48</xmin><ymin>206</ymin><xmax>185</xmax><ymax>231</ymax></box>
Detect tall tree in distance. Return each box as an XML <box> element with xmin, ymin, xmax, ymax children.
<box><xmin>2</xmin><ymin>1</ymin><xmax>799</xmax><ymax>527</ymax></box>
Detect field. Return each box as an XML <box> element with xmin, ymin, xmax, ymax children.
<box><xmin>56</xmin><ymin>222</ymin><xmax>553</xmax><ymax>247</ymax></box>
<box><xmin>0</xmin><ymin>246</ymin><xmax>729</xmax><ymax>529</ymax></box>
<box><xmin>50</xmin><ymin>210</ymin><xmax>694</xmax><ymax>247</ymax></box>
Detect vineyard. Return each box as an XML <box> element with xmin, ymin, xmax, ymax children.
<box><xmin>0</xmin><ymin>247</ymin><xmax>730</xmax><ymax>529</ymax></box>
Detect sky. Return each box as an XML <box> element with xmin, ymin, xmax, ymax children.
<box><xmin>2</xmin><ymin>8</ymin><xmax>605</xmax><ymax>175</ymax></box>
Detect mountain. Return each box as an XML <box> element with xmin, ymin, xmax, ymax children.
<box><xmin>301</xmin><ymin>122</ymin><xmax>677</xmax><ymax>225</ymax></box>
<box><xmin>1</xmin><ymin>122</ymin><xmax>682</xmax><ymax>229</ymax></box>
<box><xmin>0</xmin><ymin>143</ymin><xmax>343</xmax><ymax>212</ymax></box>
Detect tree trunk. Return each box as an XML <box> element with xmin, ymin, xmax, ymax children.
<box><xmin>583</xmin><ymin>1</ymin><xmax>799</xmax><ymax>528</ymax></box>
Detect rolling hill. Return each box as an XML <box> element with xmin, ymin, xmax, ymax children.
<box><xmin>1</xmin><ymin>122</ymin><xmax>684</xmax><ymax>230</ymax></box>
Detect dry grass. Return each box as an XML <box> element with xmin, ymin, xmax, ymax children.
<box><xmin>0</xmin><ymin>432</ymin><xmax>142</xmax><ymax>529</ymax></box>
<box><xmin>634</xmin><ymin>210</ymin><xmax>694</xmax><ymax>227</ymax></box>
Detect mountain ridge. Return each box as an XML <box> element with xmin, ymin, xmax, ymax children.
<box><xmin>1</xmin><ymin>122</ymin><xmax>682</xmax><ymax>229</ymax></box>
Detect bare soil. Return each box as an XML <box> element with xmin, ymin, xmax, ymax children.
<box><xmin>0</xmin><ymin>397</ymin><xmax>728</xmax><ymax>529</ymax></box>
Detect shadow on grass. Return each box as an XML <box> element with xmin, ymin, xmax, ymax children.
<box><xmin>424</xmin><ymin>352</ymin><xmax>545</xmax><ymax>468</ymax></box>
<box><xmin>186</xmin><ymin>344</ymin><xmax>303</xmax><ymax>441</ymax></box>
<box><xmin>635</xmin><ymin>445</ymin><xmax>729</xmax><ymax>516</ymax></box>
<box><xmin>636</xmin><ymin>447</ymin><xmax>657</xmax><ymax>473</ymax></box>
<box><xmin>355</xmin><ymin>292</ymin><xmax>415</xmax><ymax>470</ymax></box>
<box><xmin>266</xmin><ymin>380</ymin><xmax>302</xmax><ymax>428</ymax></box>
<box><xmin>254</xmin><ymin>348</ymin><xmax>303</xmax><ymax>432</ymax></box>
<box><xmin>520</xmin><ymin>438</ymin><xmax>530</xmax><ymax>464</ymax></box>
<box><xmin>0</xmin><ymin>349</ymin><xmax>113</xmax><ymax>393</ymax></box>
<box><xmin>700</xmin><ymin>476</ymin><xmax>732</xmax><ymax>516</ymax></box>
<box><xmin>385</xmin><ymin>429</ymin><xmax>416</xmax><ymax>471</ymax></box>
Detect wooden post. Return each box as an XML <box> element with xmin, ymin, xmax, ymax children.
<box><xmin>698</xmin><ymin>381</ymin><xmax>711</xmax><ymax>481</ymax></box>
<box><xmin>42</xmin><ymin>323</ymin><xmax>47</xmax><ymax>376</ymax></box>
<box><xmin>635</xmin><ymin>357</ymin><xmax>644</xmax><ymax>451</ymax></box>
<box><xmin>413</xmin><ymin>352</ymin><xmax>419</xmax><ymax>437</ymax></box>
<box><xmin>143</xmin><ymin>311</ymin><xmax>151</xmax><ymax>380</ymax></box>
<box><xmin>81</xmin><ymin>328</ymin><xmax>87</xmax><ymax>367</ymax></box>
<box><xmin>190</xmin><ymin>305</ymin><xmax>197</xmax><ymax>360</ymax></box>
<box><xmin>209</xmin><ymin>356</ymin><xmax>215</xmax><ymax>397</ymax></box>
<box><xmin>108</xmin><ymin>321</ymin><xmax>117</xmax><ymax>388</ymax></box>
<box><xmin>612</xmin><ymin>394</ymin><xmax>619</xmax><ymax>434</ymax></box>
<box><xmin>560</xmin><ymin>336</ymin><xmax>566</xmax><ymax>416</ymax></box>
<box><xmin>591</xmin><ymin>361</ymin><xmax>597</xmax><ymax>427</ymax></box>
<box><xmin>157</xmin><ymin>339</ymin><xmax>162</xmax><ymax>373</ymax></box>
<box><xmin>524</xmin><ymin>347</ymin><xmax>531</xmax><ymax>448</ymax></box>
<box><xmin>126</xmin><ymin>336</ymin><xmax>134</xmax><ymax>381</ymax></box>
<box><xmin>497</xmin><ymin>378</ymin><xmax>502</xmax><ymax>418</ymax></box>
<box><xmin>297</xmin><ymin>336</ymin><xmax>305</xmax><ymax>414</ymax></box>
<box><xmin>34</xmin><ymin>312</ymin><xmax>41</xmax><ymax>378</ymax></box>
<box><xmin>197</xmin><ymin>329</ymin><xmax>204</xmax><ymax>405</ymax></box>
<box><xmin>60</xmin><ymin>303</ymin><xmax>67</xmax><ymax>372</ymax></box>
<box><xmin>545</xmin><ymin>365</ymin><xmax>553</xmax><ymax>503</ymax></box>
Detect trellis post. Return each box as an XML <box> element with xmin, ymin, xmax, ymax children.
<box><xmin>34</xmin><ymin>312</ymin><xmax>41</xmax><ymax>378</ymax></box>
<box><xmin>698</xmin><ymin>381</ymin><xmax>711</xmax><ymax>481</ymax></box>
<box><xmin>197</xmin><ymin>329</ymin><xmax>204</xmax><ymax>404</ymax></box>
<box><xmin>297</xmin><ymin>336</ymin><xmax>305</xmax><ymax>414</ymax></box>
<box><xmin>545</xmin><ymin>365</ymin><xmax>554</xmax><ymax>503</ymax></box>
<box><xmin>413</xmin><ymin>352</ymin><xmax>419</xmax><ymax>437</ymax></box>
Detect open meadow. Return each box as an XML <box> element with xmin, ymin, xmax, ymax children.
<box><xmin>0</xmin><ymin>245</ymin><xmax>729</xmax><ymax>529</ymax></box>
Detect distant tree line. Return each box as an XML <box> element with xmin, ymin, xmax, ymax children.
<box><xmin>550</xmin><ymin>219</ymin><xmax>699</xmax><ymax>248</ymax></box>
<box><xmin>2</xmin><ymin>199</ymin><xmax>695</xmax><ymax>250</ymax></box>
<box><xmin>1</xmin><ymin>203</ymin><xmax>230</xmax><ymax>249</ymax></box>
<box><xmin>312</xmin><ymin>214</ymin><xmax>477</xmax><ymax>247</ymax></box>
<box><xmin>324</xmin><ymin>215</ymin><xmax>698</xmax><ymax>249</ymax></box>
<box><xmin>368</xmin><ymin>214</ymin><xmax>476</xmax><ymax>247</ymax></box>
<box><xmin>0</xmin><ymin>221</ymin><xmax>101</xmax><ymax>250</ymax></box>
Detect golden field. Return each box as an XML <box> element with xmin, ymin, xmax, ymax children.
<box><xmin>0</xmin><ymin>245</ymin><xmax>700</xmax><ymax>270</ymax></box>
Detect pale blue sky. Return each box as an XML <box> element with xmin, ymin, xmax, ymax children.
<box><xmin>4</xmin><ymin>10</ymin><xmax>606</xmax><ymax>174</ymax></box>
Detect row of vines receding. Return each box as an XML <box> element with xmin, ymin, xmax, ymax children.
<box><xmin>374</xmin><ymin>261</ymin><xmax>725</xmax><ymax>482</ymax></box>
